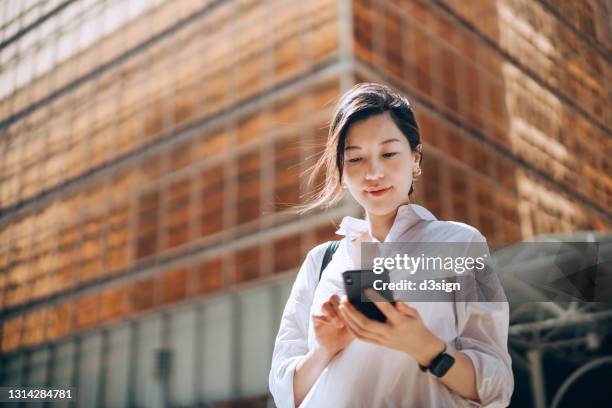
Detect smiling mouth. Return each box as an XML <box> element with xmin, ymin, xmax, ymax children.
<box><xmin>365</xmin><ymin>187</ymin><xmax>391</xmax><ymax>196</ymax></box>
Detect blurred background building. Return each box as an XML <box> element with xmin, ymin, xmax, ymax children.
<box><xmin>0</xmin><ymin>0</ymin><xmax>610</xmax><ymax>407</ymax></box>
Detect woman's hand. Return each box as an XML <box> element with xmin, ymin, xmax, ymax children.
<box><xmin>312</xmin><ymin>294</ymin><xmax>355</xmax><ymax>358</ymax></box>
<box><xmin>294</xmin><ymin>294</ymin><xmax>354</xmax><ymax>408</ymax></box>
<box><xmin>339</xmin><ymin>289</ymin><xmax>444</xmax><ymax>367</ymax></box>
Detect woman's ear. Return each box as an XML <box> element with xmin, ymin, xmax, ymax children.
<box><xmin>413</xmin><ymin>144</ymin><xmax>423</xmax><ymax>166</ymax></box>
<box><xmin>412</xmin><ymin>145</ymin><xmax>423</xmax><ymax>178</ymax></box>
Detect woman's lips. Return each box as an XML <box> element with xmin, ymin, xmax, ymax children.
<box><xmin>365</xmin><ymin>187</ymin><xmax>391</xmax><ymax>196</ymax></box>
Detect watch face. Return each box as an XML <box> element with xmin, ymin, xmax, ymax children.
<box><xmin>431</xmin><ymin>354</ymin><xmax>455</xmax><ymax>377</ymax></box>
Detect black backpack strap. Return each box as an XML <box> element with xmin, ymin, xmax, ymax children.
<box><xmin>319</xmin><ymin>240</ymin><xmax>340</xmax><ymax>282</ymax></box>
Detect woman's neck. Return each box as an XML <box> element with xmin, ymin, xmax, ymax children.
<box><xmin>366</xmin><ymin>209</ymin><xmax>399</xmax><ymax>242</ymax></box>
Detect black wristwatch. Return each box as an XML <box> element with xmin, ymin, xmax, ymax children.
<box><xmin>418</xmin><ymin>343</ymin><xmax>455</xmax><ymax>377</ymax></box>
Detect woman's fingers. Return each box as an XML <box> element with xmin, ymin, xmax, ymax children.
<box><xmin>396</xmin><ymin>301</ymin><xmax>419</xmax><ymax>318</ymax></box>
<box><xmin>340</xmin><ymin>299</ymin><xmax>388</xmax><ymax>337</ymax></box>
<box><xmin>322</xmin><ymin>295</ymin><xmax>345</xmax><ymax>329</ymax></box>
<box><xmin>330</xmin><ymin>295</ymin><xmax>345</xmax><ymax>325</ymax></box>
<box><xmin>364</xmin><ymin>289</ymin><xmax>402</xmax><ymax>324</ymax></box>
<box><xmin>312</xmin><ymin>314</ymin><xmax>331</xmax><ymax>323</ymax></box>
<box><xmin>341</xmin><ymin>306</ymin><xmax>386</xmax><ymax>344</ymax></box>
<box><xmin>330</xmin><ymin>294</ymin><xmax>341</xmax><ymax>308</ymax></box>
<box><xmin>318</xmin><ymin>304</ymin><xmax>345</xmax><ymax>330</ymax></box>
<box><xmin>340</xmin><ymin>302</ymin><xmax>370</xmax><ymax>333</ymax></box>
<box><xmin>322</xmin><ymin>300</ymin><xmax>334</xmax><ymax>317</ymax></box>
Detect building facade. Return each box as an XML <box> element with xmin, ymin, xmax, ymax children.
<box><xmin>0</xmin><ymin>0</ymin><xmax>610</xmax><ymax>406</ymax></box>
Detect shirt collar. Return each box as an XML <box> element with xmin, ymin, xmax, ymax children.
<box><xmin>335</xmin><ymin>204</ymin><xmax>437</xmax><ymax>242</ymax></box>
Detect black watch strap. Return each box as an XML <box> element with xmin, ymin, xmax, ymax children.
<box><xmin>418</xmin><ymin>343</ymin><xmax>456</xmax><ymax>377</ymax></box>
<box><xmin>418</xmin><ymin>344</ymin><xmax>446</xmax><ymax>372</ymax></box>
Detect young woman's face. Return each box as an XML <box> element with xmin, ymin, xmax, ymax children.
<box><xmin>342</xmin><ymin>112</ymin><xmax>420</xmax><ymax>216</ymax></box>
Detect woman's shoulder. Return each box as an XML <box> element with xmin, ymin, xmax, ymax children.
<box><xmin>304</xmin><ymin>239</ymin><xmax>344</xmax><ymax>268</ymax></box>
<box><xmin>408</xmin><ymin>204</ymin><xmax>486</xmax><ymax>242</ymax></box>
<box><xmin>308</xmin><ymin>241</ymin><xmax>334</xmax><ymax>259</ymax></box>
<box><xmin>421</xmin><ymin>219</ymin><xmax>487</xmax><ymax>242</ymax></box>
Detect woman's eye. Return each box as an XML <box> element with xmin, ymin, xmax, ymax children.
<box><xmin>382</xmin><ymin>152</ymin><xmax>399</xmax><ymax>158</ymax></box>
<box><xmin>347</xmin><ymin>157</ymin><xmax>362</xmax><ymax>163</ymax></box>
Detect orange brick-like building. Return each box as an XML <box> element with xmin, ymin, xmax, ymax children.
<box><xmin>0</xmin><ymin>0</ymin><xmax>610</xmax><ymax>405</ymax></box>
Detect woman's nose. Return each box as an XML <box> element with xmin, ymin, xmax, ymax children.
<box><xmin>364</xmin><ymin>159</ymin><xmax>384</xmax><ymax>180</ymax></box>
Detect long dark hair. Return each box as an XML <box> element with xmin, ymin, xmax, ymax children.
<box><xmin>298</xmin><ymin>83</ymin><xmax>423</xmax><ymax>213</ymax></box>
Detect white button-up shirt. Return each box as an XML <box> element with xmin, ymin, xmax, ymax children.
<box><xmin>269</xmin><ymin>204</ymin><xmax>514</xmax><ymax>407</ymax></box>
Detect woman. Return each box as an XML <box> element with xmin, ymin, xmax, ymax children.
<box><xmin>269</xmin><ymin>83</ymin><xmax>513</xmax><ymax>407</ymax></box>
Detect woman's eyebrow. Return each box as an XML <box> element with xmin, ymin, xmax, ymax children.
<box><xmin>380</xmin><ymin>138</ymin><xmax>401</xmax><ymax>145</ymax></box>
<box><xmin>345</xmin><ymin>138</ymin><xmax>401</xmax><ymax>150</ymax></box>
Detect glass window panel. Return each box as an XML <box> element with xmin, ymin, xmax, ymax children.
<box><xmin>169</xmin><ymin>307</ymin><xmax>196</xmax><ymax>406</ymax></box>
<box><xmin>76</xmin><ymin>333</ymin><xmax>102</xmax><ymax>408</ymax></box>
<box><xmin>200</xmin><ymin>296</ymin><xmax>233</xmax><ymax>402</ymax></box>
<box><xmin>104</xmin><ymin>324</ymin><xmax>130</xmax><ymax>408</ymax></box>
<box><xmin>104</xmin><ymin>1</ymin><xmax>124</xmax><ymax>36</ymax></box>
<box><xmin>134</xmin><ymin>316</ymin><xmax>162</xmax><ymax>407</ymax></box>
<box><xmin>2</xmin><ymin>354</ymin><xmax>25</xmax><ymax>386</ymax></box>
<box><xmin>50</xmin><ymin>340</ymin><xmax>75</xmax><ymax>408</ymax></box>
<box><xmin>43</xmin><ymin>0</ymin><xmax>62</xmax><ymax>16</ymax></box>
<box><xmin>278</xmin><ymin>280</ymin><xmax>294</xmax><ymax>322</ymax></box>
<box><xmin>239</xmin><ymin>287</ymin><xmax>273</xmax><ymax>396</ymax></box>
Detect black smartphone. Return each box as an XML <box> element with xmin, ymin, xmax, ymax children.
<box><xmin>342</xmin><ymin>269</ymin><xmax>396</xmax><ymax>322</ymax></box>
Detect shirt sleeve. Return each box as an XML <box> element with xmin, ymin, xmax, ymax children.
<box><xmin>454</xmin><ymin>232</ymin><xmax>514</xmax><ymax>407</ymax></box>
<box><xmin>269</xmin><ymin>243</ymin><xmax>327</xmax><ymax>408</ymax></box>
